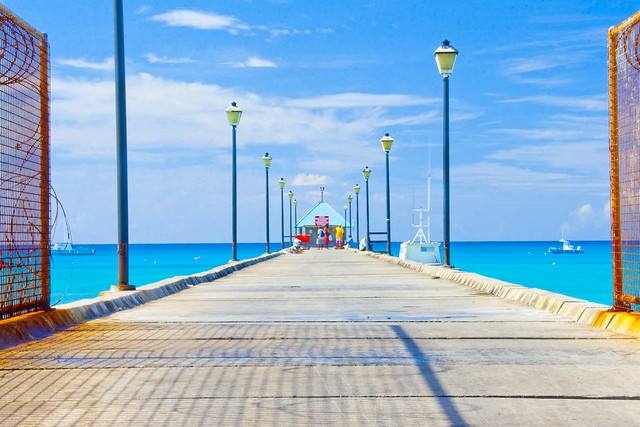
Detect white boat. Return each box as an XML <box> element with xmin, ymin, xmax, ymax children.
<box><xmin>399</xmin><ymin>210</ymin><xmax>441</xmax><ymax>263</ymax></box>
<box><xmin>399</xmin><ymin>175</ymin><xmax>441</xmax><ymax>264</ymax></box>
<box><xmin>549</xmin><ymin>239</ymin><xmax>583</xmax><ymax>254</ymax></box>
<box><xmin>51</xmin><ymin>241</ymin><xmax>96</xmax><ymax>256</ymax></box>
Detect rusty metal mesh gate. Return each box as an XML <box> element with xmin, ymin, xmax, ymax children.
<box><xmin>609</xmin><ymin>11</ymin><xmax>640</xmax><ymax>311</ymax></box>
<box><xmin>0</xmin><ymin>5</ymin><xmax>50</xmax><ymax>319</ymax></box>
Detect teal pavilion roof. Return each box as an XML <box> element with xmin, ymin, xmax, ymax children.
<box><xmin>296</xmin><ymin>202</ymin><xmax>350</xmax><ymax>228</ymax></box>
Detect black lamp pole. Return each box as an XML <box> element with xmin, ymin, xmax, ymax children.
<box><xmin>363</xmin><ymin>167</ymin><xmax>371</xmax><ymax>251</ymax></box>
<box><xmin>279</xmin><ymin>178</ymin><xmax>285</xmax><ymax>250</ymax></box>
<box><xmin>288</xmin><ymin>191</ymin><xmax>293</xmax><ymax>246</ymax></box>
<box><xmin>443</xmin><ymin>75</ymin><xmax>451</xmax><ymax>266</ymax></box>
<box><xmin>434</xmin><ymin>39</ymin><xmax>458</xmax><ymax>267</ymax></box>
<box><xmin>231</xmin><ymin>123</ymin><xmax>238</xmax><ymax>261</ymax></box>
<box><xmin>381</xmin><ymin>133</ymin><xmax>394</xmax><ymax>255</ymax></box>
<box><xmin>263</xmin><ymin>153</ymin><xmax>271</xmax><ymax>254</ymax></box>
<box><xmin>294</xmin><ymin>199</ymin><xmax>298</xmax><ymax>235</ymax></box>
<box><xmin>226</xmin><ymin>102</ymin><xmax>242</xmax><ymax>262</ymax></box>
<box><xmin>348</xmin><ymin>195</ymin><xmax>353</xmax><ymax>240</ymax></box>
<box><xmin>113</xmin><ymin>0</ymin><xmax>134</xmax><ymax>291</ymax></box>
<box><xmin>354</xmin><ymin>185</ymin><xmax>360</xmax><ymax>245</ymax></box>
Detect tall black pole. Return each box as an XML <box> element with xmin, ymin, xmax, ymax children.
<box><xmin>280</xmin><ymin>186</ymin><xmax>285</xmax><ymax>249</ymax></box>
<box><xmin>289</xmin><ymin>197</ymin><xmax>293</xmax><ymax>245</ymax></box>
<box><xmin>265</xmin><ymin>167</ymin><xmax>270</xmax><ymax>254</ymax></box>
<box><xmin>294</xmin><ymin>203</ymin><xmax>298</xmax><ymax>235</ymax></box>
<box><xmin>365</xmin><ymin>179</ymin><xmax>370</xmax><ymax>251</ymax></box>
<box><xmin>344</xmin><ymin>207</ymin><xmax>347</xmax><ymax>247</ymax></box>
<box><xmin>113</xmin><ymin>0</ymin><xmax>133</xmax><ymax>290</ymax></box>
<box><xmin>231</xmin><ymin>125</ymin><xmax>238</xmax><ymax>261</ymax></box>
<box><xmin>356</xmin><ymin>192</ymin><xmax>360</xmax><ymax>244</ymax></box>
<box><xmin>385</xmin><ymin>151</ymin><xmax>391</xmax><ymax>255</ymax></box>
<box><xmin>348</xmin><ymin>200</ymin><xmax>352</xmax><ymax>239</ymax></box>
<box><xmin>443</xmin><ymin>75</ymin><xmax>451</xmax><ymax>267</ymax></box>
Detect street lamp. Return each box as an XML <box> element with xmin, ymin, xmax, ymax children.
<box><xmin>293</xmin><ymin>199</ymin><xmax>298</xmax><ymax>235</ymax></box>
<box><xmin>381</xmin><ymin>133</ymin><xmax>394</xmax><ymax>255</ymax></box>
<box><xmin>363</xmin><ymin>166</ymin><xmax>371</xmax><ymax>251</ymax></box>
<box><xmin>226</xmin><ymin>101</ymin><xmax>242</xmax><ymax>262</ymax></box>
<box><xmin>347</xmin><ymin>195</ymin><xmax>353</xmax><ymax>241</ymax></box>
<box><xmin>344</xmin><ymin>205</ymin><xmax>347</xmax><ymax>247</ymax></box>
<box><xmin>279</xmin><ymin>177</ymin><xmax>285</xmax><ymax>250</ymax></box>
<box><xmin>434</xmin><ymin>39</ymin><xmax>458</xmax><ymax>267</ymax></box>
<box><xmin>354</xmin><ymin>184</ymin><xmax>360</xmax><ymax>246</ymax></box>
<box><xmin>288</xmin><ymin>191</ymin><xmax>293</xmax><ymax>246</ymax></box>
<box><xmin>262</xmin><ymin>153</ymin><xmax>272</xmax><ymax>254</ymax></box>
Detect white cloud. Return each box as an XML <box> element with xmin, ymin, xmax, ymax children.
<box><xmin>150</xmin><ymin>9</ymin><xmax>330</xmax><ymax>39</ymax></box>
<box><xmin>144</xmin><ymin>53</ymin><xmax>195</xmax><ymax>64</ymax></box>
<box><xmin>453</xmin><ymin>161</ymin><xmax>578</xmax><ymax>190</ymax></box>
<box><xmin>603</xmin><ymin>201</ymin><xmax>611</xmax><ymax>220</ymax></box>
<box><xmin>284</xmin><ymin>93</ymin><xmax>438</xmax><ymax>109</ymax></box>
<box><xmin>488</xmin><ymin>141</ymin><xmax>608</xmax><ymax>172</ymax></box>
<box><xmin>505</xmin><ymin>57</ymin><xmax>557</xmax><ymax>74</ymax></box>
<box><xmin>500</xmin><ymin>94</ymin><xmax>607</xmax><ymax>112</ymax></box>
<box><xmin>270</xmin><ymin>28</ymin><xmax>311</xmax><ymax>37</ymax></box>
<box><xmin>227</xmin><ymin>56</ymin><xmax>277</xmax><ymax>68</ymax></box>
<box><xmin>50</xmin><ymin>73</ymin><xmax>443</xmax><ymax>162</ymax></box>
<box><xmin>57</xmin><ymin>58</ymin><xmax>114</xmax><ymax>70</ymax></box>
<box><xmin>499</xmin><ymin>51</ymin><xmax>589</xmax><ymax>87</ymax></box>
<box><xmin>291</xmin><ymin>174</ymin><xmax>329</xmax><ymax>186</ymax></box>
<box><xmin>561</xmin><ymin>203</ymin><xmax>610</xmax><ymax>238</ymax></box>
<box><xmin>151</xmin><ymin>10</ymin><xmax>249</xmax><ymax>33</ymax></box>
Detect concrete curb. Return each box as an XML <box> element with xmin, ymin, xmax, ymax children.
<box><xmin>0</xmin><ymin>252</ymin><xmax>282</xmax><ymax>348</ymax></box>
<box><xmin>354</xmin><ymin>250</ymin><xmax>640</xmax><ymax>339</ymax></box>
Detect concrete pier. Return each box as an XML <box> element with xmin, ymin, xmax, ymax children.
<box><xmin>1</xmin><ymin>249</ymin><xmax>640</xmax><ymax>425</ymax></box>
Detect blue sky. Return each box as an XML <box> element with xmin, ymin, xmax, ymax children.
<box><xmin>2</xmin><ymin>0</ymin><xmax>634</xmax><ymax>243</ymax></box>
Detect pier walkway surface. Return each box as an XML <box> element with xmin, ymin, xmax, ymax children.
<box><xmin>1</xmin><ymin>249</ymin><xmax>640</xmax><ymax>426</ymax></box>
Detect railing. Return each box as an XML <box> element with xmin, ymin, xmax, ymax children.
<box><xmin>0</xmin><ymin>5</ymin><xmax>50</xmax><ymax>319</ymax></box>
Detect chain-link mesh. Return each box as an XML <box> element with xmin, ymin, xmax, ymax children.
<box><xmin>0</xmin><ymin>5</ymin><xmax>49</xmax><ymax>319</ymax></box>
<box><xmin>609</xmin><ymin>11</ymin><xmax>640</xmax><ymax>311</ymax></box>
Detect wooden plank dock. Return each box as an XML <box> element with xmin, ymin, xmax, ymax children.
<box><xmin>1</xmin><ymin>249</ymin><xmax>639</xmax><ymax>426</ymax></box>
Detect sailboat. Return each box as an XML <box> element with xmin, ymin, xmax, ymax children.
<box><xmin>399</xmin><ymin>175</ymin><xmax>441</xmax><ymax>264</ymax></box>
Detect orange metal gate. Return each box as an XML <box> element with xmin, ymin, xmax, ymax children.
<box><xmin>0</xmin><ymin>5</ymin><xmax>50</xmax><ymax>319</ymax></box>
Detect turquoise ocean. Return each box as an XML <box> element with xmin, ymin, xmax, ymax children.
<box><xmin>50</xmin><ymin>240</ymin><xmax>613</xmax><ymax>307</ymax></box>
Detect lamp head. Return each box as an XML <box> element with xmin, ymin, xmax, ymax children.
<box><xmin>380</xmin><ymin>133</ymin><xmax>394</xmax><ymax>152</ymax></box>
<box><xmin>288</xmin><ymin>191</ymin><xmax>293</xmax><ymax>200</ymax></box>
<box><xmin>344</xmin><ymin>205</ymin><xmax>347</xmax><ymax>210</ymax></box>
<box><xmin>434</xmin><ymin>39</ymin><xmax>458</xmax><ymax>77</ymax></box>
<box><xmin>225</xmin><ymin>101</ymin><xmax>243</xmax><ymax>126</ymax></box>
<box><xmin>354</xmin><ymin>184</ymin><xmax>360</xmax><ymax>194</ymax></box>
<box><xmin>278</xmin><ymin>177</ymin><xmax>285</xmax><ymax>189</ymax></box>
<box><xmin>362</xmin><ymin>166</ymin><xmax>371</xmax><ymax>180</ymax></box>
<box><xmin>293</xmin><ymin>199</ymin><xmax>297</xmax><ymax>206</ymax></box>
<box><xmin>262</xmin><ymin>152</ymin><xmax>272</xmax><ymax>168</ymax></box>
<box><xmin>347</xmin><ymin>195</ymin><xmax>352</xmax><ymax>203</ymax></box>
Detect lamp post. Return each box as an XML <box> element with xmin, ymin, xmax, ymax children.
<box><xmin>279</xmin><ymin>177</ymin><xmax>285</xmax><ymax>250</ymax></box>
<box><xmin>347</xmin><ymin>195</ymin><xmax>352</xmax><ymax>240</ymax></box>
<box><xmin>344</xmin><ymin>205</ymin><xmax>347</xmax><ymax>247</ymax></box>
<box><xmin>288</xmin><ymin>191</ymin><xmax>293</xmax><ymax>246</ymax></box>
<box><xmin>293</xmin><ymin>199</ymin><xmax>298</xmax><ymax>235</ymax></box>
<box><xmin>381</xmin><ymin>133</ymin><xmax>394</xmax><ymax>255</ymax></box>
<box><xmin>262</xmin><ymin>153</ymin><xmax>272</xmax><ymax>254</ymax></box>
<box><xmin>225</xmin><ymin>101</ymin><xmax>243</xmax><ymax>262</ymax></box>
<box><xmin>354</xmin><ymin>184</ymin><xmax>360</xmax><ymax>245</ymax></box>
<box><xmin>112</xmin><ymin>0</ymin><xmax>134</xmax><ymax>290</ymax></box>
<box><xmin>363</xmin><ymin>166</ymin><xmax>371</xmax><ymax>250</ymax></box>
<box><xmin>434</xmin><ymin>39</ymin><xmax>458</xmax><ymax>267</ymax></box>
